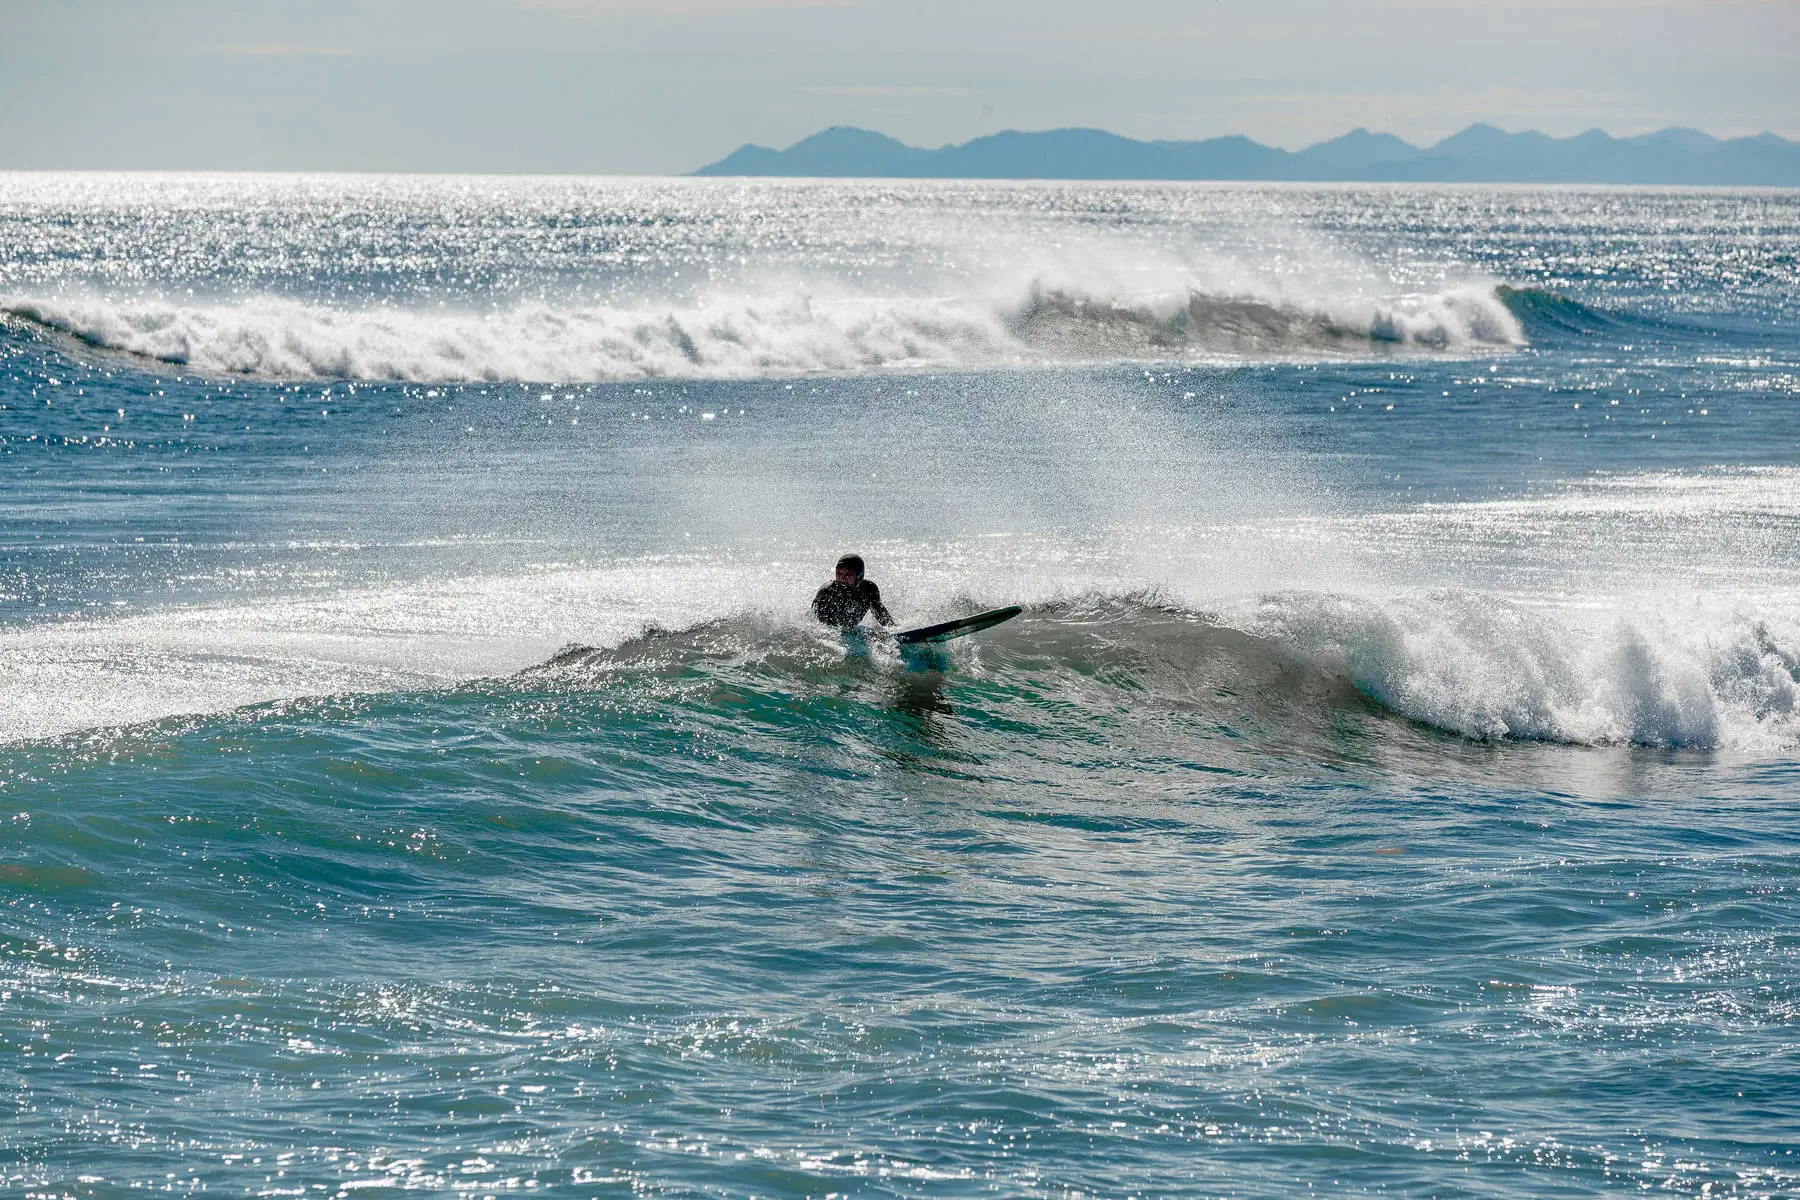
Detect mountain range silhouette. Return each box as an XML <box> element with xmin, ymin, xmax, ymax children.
<box><xmin>695</xmin><ymin>124</ymin><xmax>1800</xmax><ymax>185</ymax></box>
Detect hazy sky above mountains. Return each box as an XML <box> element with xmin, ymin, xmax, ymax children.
<box><xmin>4</xmin><ymin>0</ymin><xmax>1795</xmax><ymax>172</ymax></box>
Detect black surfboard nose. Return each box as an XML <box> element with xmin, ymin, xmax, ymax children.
<box><xmin>894</xmin><ymin>605</ymin><xmax>1024</xmax><ymax>645</ymax></box>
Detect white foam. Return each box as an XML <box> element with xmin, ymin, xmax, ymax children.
<box><xmin>0</xmin><ymin>563</ymin><xmax>764</xmax><ymax>742</ymax></box>
<box><xmin>1244</xmin><ymin>589</ymin><xmax>1800</xmax><ymax>749</ymax></box>
<box><xmin>1214</xmin><ymin>470</ymin><xmax>1800</xmax><ymax>750</ymax></box>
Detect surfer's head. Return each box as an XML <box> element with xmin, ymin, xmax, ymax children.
<box><xmin>834</xmin><ymin>554</ymin><xmax>865</xmax><ymax>584</ymax></box>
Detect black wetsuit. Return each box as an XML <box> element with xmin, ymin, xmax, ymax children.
<box><xmin>812</xmin><ymin>579</ymin><xmax>893</xmax><ymax>630</ymax></box>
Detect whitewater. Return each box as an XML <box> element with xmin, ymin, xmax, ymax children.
<box><xmin>3</xmin><ymin>174</ymin><xmax>1799</xmax><ymax>1198</ymax></box>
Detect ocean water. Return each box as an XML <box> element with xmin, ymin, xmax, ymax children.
<box><xmin>2</xmin><ymin>175</ymin><xmax>1799</xmax><ymax>1198</ymax></box>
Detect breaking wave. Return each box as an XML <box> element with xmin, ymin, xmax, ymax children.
<box><xmin>534</xmin><ymin>592</ymin><xmax>1800</xmax><ymax>753</ymax></box>
<box><xmin>1</xmin><ymin>279</ymin><xmax>1523</xmax><ymax>382</ymax></box>
<box><xmin>5</xmin><ymin>587</ymin><xmax>1795</xmax><ymax>753</ymax></box>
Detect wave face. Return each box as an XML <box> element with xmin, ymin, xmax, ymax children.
<box><xmin>1012</xmin><ymin>283</ymin><xmax>1519</xmax><ymax>359</ymax></box>
<box><xmin>1</xmin><ymin>281</ymin><xmax>1523</xmax><ymax>382</ymax></box>
<box><xmin>1496</xmin><ymin>284</ymin><xmax>1628</xmax><ymax>338</ymax></box>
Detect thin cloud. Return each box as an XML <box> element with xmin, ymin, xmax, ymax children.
<box><xmin>519</xmin><ymin>0</ymin><xmax>846</xmax><ymax>14</ymax></box>
<box><xmin>798</xmin><ymin>85</ymin><xmax>974</xmax><ymax>97</ymax></box>
<box><xmin>198</xmin><ymin>44</ymin><xmax>359</xmax><ymax>57</ymax></box>
<box><xmin>1011</xmin><ymin>25</ymin><xmax>1208</xmax><ymax>44</ymax></box>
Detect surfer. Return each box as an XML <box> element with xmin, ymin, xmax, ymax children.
<box><xmin>812</xmin><ymin>554</ymin><xmax>894</xmax><ymax>631</ymax></box>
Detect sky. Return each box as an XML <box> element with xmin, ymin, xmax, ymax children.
<box><xmin>2</xmin><ymin>0</ymin><xmax>1796</xmax><ymax>173</ymax></box>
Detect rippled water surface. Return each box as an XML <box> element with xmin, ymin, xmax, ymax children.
<box><xmin>2</xmin><ymin>177</ymin><xmax>1799</xmax><ymax>1198</ymax></box>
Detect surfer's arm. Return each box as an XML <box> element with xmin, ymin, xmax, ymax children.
<box><xmin>866</xmin><ymin>583</ymin><xmax>894</xmax><ymax>626</ymax></box>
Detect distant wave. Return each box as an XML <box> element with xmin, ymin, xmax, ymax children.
<box><xmin>1</xmin><ymin>280</ymin><xmax>1524</xmax><ymax>382</ymax></box>
<box><xmin>536</xmin><ymin>592</ymin><xmax>1800</xmax><ymax>752</ymax></box>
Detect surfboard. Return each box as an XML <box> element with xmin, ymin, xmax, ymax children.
<box><xmin>894</xmin><ymin>605</ymin><xmax>1023</xmax><ymax>645</ymax></box>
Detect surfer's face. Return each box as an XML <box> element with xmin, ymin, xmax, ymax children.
<box><xmin>834</xmin><ymin>565</ymin><xmax>859</xmax><ymax>585</ymax></box>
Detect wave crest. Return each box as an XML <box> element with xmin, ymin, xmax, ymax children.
<box><xmin>3</xmin><ymin>279</ymin><xmax>1523</xmax><ymax>382</ymax></box>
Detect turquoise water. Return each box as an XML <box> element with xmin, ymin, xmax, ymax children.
<box><xmin>3</xmin><ymin>177</ymin><xmax>1799</xmax><ymax>1197</ymax></box>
